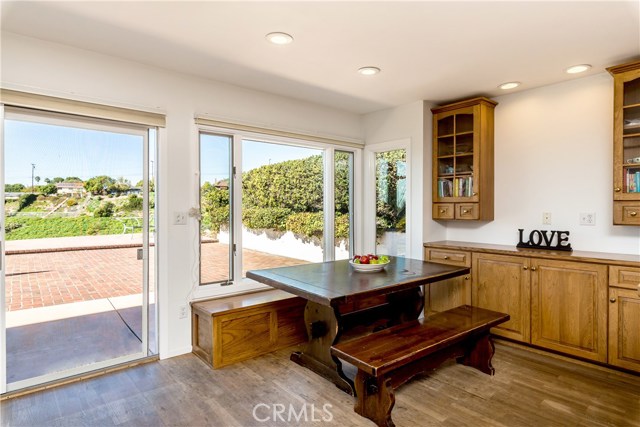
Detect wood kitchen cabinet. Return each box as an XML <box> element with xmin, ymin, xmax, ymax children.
<box><xmin>424</xmin><ymin>248</ymin><xmax>471</xmax><ymax>315</ymax></box>
<box><xmin>608</xmin><ymin>60</ymin><xmax>640</xmax><ymax>225</ymax></box>
<box><xmin>431</xmin><ymin>97</ymin><xmax>497</xmax><ymax>221</ymax></box>
<box><xmin>472</xmin><ymin>253</ymin><xmax>530</xmax><ymax>342</ymax></box>
<box><xmin>425</xmin><ymin>241</ymin><xmax>640</xmax><ymax>371</ymax></box>
<box><xmin>530</xmin><ymin>259</ymin><xmax>608</xmax><ymax>362</ymax></box>
<box><xmin>608</xmin><ymin>266</ymin><xmax>640</xmax><ymax>371</ymax></box>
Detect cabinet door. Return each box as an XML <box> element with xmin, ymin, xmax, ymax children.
<box><xmin>609</xmin><ymin>287</ymin><xmax>640</xmax><ymax>371</ymax></box>
<box><xmin>472</xmin><ymin>253</ymin><xmax>530</xmax><ymax>342</ymax></box>
<box><xmin>530</xmin><ymin>259</ymin><xmax>607</xmax><ymax>362</ymax></box>
<box><xmin>424</xmin><ymin>248</ymin><xmax>471</xmax><ymax>315</ymax></box>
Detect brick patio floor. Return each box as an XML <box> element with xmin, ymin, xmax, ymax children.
<box><xmin>5</xmin><ymin>241</ymin><xmax>306</xmax><ymax>312</ymax></box>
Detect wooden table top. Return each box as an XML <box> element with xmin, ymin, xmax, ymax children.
<box><xmin>246</xmin><ymin>257</ymin><xmax>470</xmax><ymax>307</ymax></box>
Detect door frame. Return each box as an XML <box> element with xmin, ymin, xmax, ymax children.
<box><xmin>363</xmin><ymin>139</ymin><xmax>412</xmax><ymax>257</ymax></box>
<box><xmin>0</xmin><ymin>105</ymin><xmax>156</xmax><ymax>393</ymax></box>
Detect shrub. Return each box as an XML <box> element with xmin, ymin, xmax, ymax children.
<box><xmin>125</xmin><ymin>194</ymin><xmax>143</xmax><ymax>211</ymax></box>
<box><xmin>66</xmin><ymin>198</ymin><xmax>78</xmax><ymax>207</ymax></box>
<box><xmin>242</xmin><ymin>155</ymin><xmax>323</xmax><ymax>213</ymax></box>
<box><xmin>286</xmin><ymin>211</ymin><xmax>324</xmax><ymax>238</ymax></box>
<box><xmin>94</xmin><ymin>201</ymin><xmax>115</xmax><ymax>218</ymax></box>
<box><xmin>17</xmin><ymin>193</ymin><xmax>37</xmax><ymax>211</ymax></box>
<box><xmin>243</xmin><ymin>207</ymin><xmax>291</xmax><ymax>230</ymax></box>
<box><xmin>40</xmin><ymin>184</ymin><xmax>58</xmax><ymax>195</ymax></box>
<box><xmin>5</xmin><ymin>183</ymin><xmax>25</xmax><ymax>192</ymax></box>
<box><xmin>335</xmin><ymin>213</ymin><xmax>350</xmax><ymax>240</ymax></box>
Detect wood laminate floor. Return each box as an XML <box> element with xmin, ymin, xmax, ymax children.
<box><xmin>1</xmin><ymin>342</ymin><xmax>639</xmax><ymax>427</ymax></box>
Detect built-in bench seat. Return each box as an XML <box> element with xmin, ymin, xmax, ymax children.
<box><xmin>331</xmin><ymin>305</ymin><xmax>510</xmax><ymax>427</ymax></box>
<box><xmin>191</xmin><ymin>289</ymin><xmax>306</xmax><ymax>368</ymax></box>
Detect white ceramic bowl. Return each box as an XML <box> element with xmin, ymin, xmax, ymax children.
<box><xmin>349</xmin><ymin>259</ymin><xmax>390</xmax><ymax>273</ymax></box>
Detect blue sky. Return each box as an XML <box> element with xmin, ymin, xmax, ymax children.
<box><xmin>4</xmin><ymin>119</ymin><xmax>319</xmax><ymax>188</ymax></box>
<box><xmin>4</xmin><ymin>119</ymin><xmax>154</xmax><ymax>186</ymax></box>
<box><xmin>200</xmin><ymin>134</ymin><xmax>321</xmax><ymax>185</ymax></box>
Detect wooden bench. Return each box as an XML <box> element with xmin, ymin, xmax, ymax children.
<box><xmin>191</xmin><ymin>289</ymin><xmax>306</xmax><ymax>368</ymax></box>
<box><xmin>331</xmin><ymin>305</ymin><xmax>510</xmax><ymax>427</ymax></box>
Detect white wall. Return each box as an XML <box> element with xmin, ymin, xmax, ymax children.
<box><xmin>362</xmin><ymin>100</ymin><xmax>446</xmax><ymax>259</ymax></box>
<box><xmin>445</xmin><ymin>74</ymin><xmax>640</xmax><ymax>255</ymax></box>
<box><xmin>0</xmin><ymin>32</ymin><xmax>363</xmax><ymax>358</ymax></box>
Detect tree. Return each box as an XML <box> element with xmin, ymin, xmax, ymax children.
<box><xmin>5</xmin><ymin>183</ymin><xmax>25</xmax><ymax>192</ymax></box>
<box><xmin>64</xmin><ymin>177</ymin><xmax>82</xmax><ymax>182</ymax></box>
<box><xmin>84</xmin><ymin>176</ymin><xmax>116</xmax><ymax>195</ymax></box>
<box><xmin>35</xmin><ymin>176</ymin><xmax>41</xmax><ymax>184</ymax></box>
<box><xmin>52</xmin><ymin>177</ymin><xmax>65</xmax><ymax>183</ymax></box>
<box><xmin>135</xmin><ymin>179</ymin><xmax>155</xmax><ymax>192</ymax></box>
<box><xmin>40</xmin><ymin>184</ymin><xmax>58</xmax><ymax>195</ymax></box>
<box><xmin>44</xmin><ymin>178</ymin><xmax>51</xmax><ymax>184</ymax></box>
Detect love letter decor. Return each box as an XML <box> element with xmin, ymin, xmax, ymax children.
<box><xmin>517</xmin><ymin>229</ymin><xmax>572</xmax><ymax>252</ymax></box>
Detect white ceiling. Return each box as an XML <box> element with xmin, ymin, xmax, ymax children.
<box><xmin>1</xmin><ymin>1</ymin><xmax>639</xmax><ymax>114</ymax></box>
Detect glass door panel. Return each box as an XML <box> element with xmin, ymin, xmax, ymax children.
<box><xmin>375</xmin><ymin>149</ymin><xmax>407</xmax><ymax>256</ymax></box>
<box><xmin>199</xmin><ymin>133</ymin><xmax>233</xmax><ymax>285</ymax></box>
<box><xmin>241</xmin><ymin>140</ymin><xmax>323</xmax><ymax>276</ymax></box>
<box><xmin>334</xmin><ymin>151</ymin><xmax>353</xmax><ymax>260</ymax></box>
<box><xmin>3</xmin><ymin>113</ymin><xmax>151</xmax><ymax>389</ymax></box>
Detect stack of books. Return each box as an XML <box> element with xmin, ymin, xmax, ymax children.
<box><xmin>627</xmin><ymin>169</ymin><xmax>640</xmax><ymax>192</ymax></box>
<box><xmin>438</xmin><ymin>176</ymin><xmax>473</xmax><ymax>197</ymax></box>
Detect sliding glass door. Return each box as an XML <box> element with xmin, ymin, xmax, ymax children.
<box><xmin>1</xmin><ymin>107</ymin><xmax>157</xmax><ymax>391</ymax></box>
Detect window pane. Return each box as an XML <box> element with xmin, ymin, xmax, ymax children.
<box><xmin>375</xmin><ymin>149</ymin><xmax>406</xmax><ymax>256</ymax></box>
<box><xmin>335</xmin><ymin>151</ymin><xmax>353</xmax><ymax>260</ymax></box>
<box><xmin>200</xmin><ymin>133</ymin><xmax>232</xmax><ymax>285</ymax></box>
<box><xmin>241</xmin><ymin>140</ymin><xmax>323</xmax><ymax>277</ymax></box>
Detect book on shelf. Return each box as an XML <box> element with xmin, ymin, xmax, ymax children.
<box><xmin>439</xmin><ymin>176</ymin><xmax>473</xmax><ymax>198</ymax></box>
<box><xmin>627</xmin><ymin>170</ymin><xmax>640</xmax><ymax>193</ymax></box>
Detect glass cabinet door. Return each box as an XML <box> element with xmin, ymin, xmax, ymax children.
<box><xmin>435</xmin><ymin>108</ymin><xmax>477</xmax><ymax>201</ymax></box>
<box><xmin>621</xmin><ymin>76</ymin><xmax>640</xmax><ymax>196</ymax></box>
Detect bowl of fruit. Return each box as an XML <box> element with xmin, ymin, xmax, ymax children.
<box><xmin>349</xmin><ymin>254</ymin><xmax>390</xmax><ymax>272</ymax></box>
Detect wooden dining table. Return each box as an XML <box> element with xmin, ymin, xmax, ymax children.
<box><xmin>247</xmin><ymin>256</ymin><xmax>470</xmax><ymax>395</ymax></box>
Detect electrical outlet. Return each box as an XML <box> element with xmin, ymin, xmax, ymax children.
<box><xmin>173</xmin><ymin>211</ymin><xmax>187</xmax><ymax>225</ymax></box>
<box><xmin>178</xmin><ymin>305</ymin><xmax>188</xmax><ymax>319</ymax></box>
<box><xmin>542</xmin><ymin>212</ymin><xmax>552</xmax><ymax>225</ymax></box>
<box><xmin>580</xmin><ymin>212</ymin><xmax>596</xmax><ymax>226</ymax></box>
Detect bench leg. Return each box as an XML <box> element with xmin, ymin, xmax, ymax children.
<box><xmin>460</xmin><ymin>333</ymin><xmax>496</xmax><ymax>375</ymax></box>
<box><xmin>354</xmin><ymin>370</ymin><xmax>395</xmax><ymax>427</ymax></box>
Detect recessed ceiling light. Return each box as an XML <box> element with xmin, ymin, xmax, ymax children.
<box><xmin>565</xmin><ymin>64</ymin><xmax>592</xmax><ymax>74</ymax></box>
<box><xmin>266</xmin><ymin>32</ymin><xmax>293</xmax><ymax>45</ymax></box>
<box><xmin>499</xmin><ymin>81</ymin><xmax>520</xmax><ymax>90</ymax></box>
<box><xmin>358</xmin><ymin>66</ymin><xmax>381</xmax><ymax>76</ymax></box>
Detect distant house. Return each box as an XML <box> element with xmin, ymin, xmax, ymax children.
<box><xmin>55</xmin><ymin>182</ymin><xmax>86</xmax><ymax>195</ymax></box>
<box><xmin>125</xmin><ymin>187</ymin><xmax>142</xmax><ymax>195</ymax></box>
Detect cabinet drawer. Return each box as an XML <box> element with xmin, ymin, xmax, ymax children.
<box><xmin>433</xmin><ymin>203</ymin><xmax>454</xmax><ymax>220</ymax></box>
<box><xmin>425</xmin><ymin>248</ymin><xmax>471</xmax><ymax>267</ymax></box>
<box><xmin>456</xmin><ymin>203</ymin><xmax>479</xmax><ymax>220</ymax></box>
<box><xmin>610</xmin><ymin>265</ymin><xmax>640</xmax><ymax>290</ymax></box>
<box><xmin>614</xmin><ymin>202</ymin><xmax>640</xmax><ymax>225</ymax></box>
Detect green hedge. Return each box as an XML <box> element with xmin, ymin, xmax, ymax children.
<box><xmin>285</xmin><ymin>212</ymin><xmax>350</xmax><ymax>240</ymax></box>
<box><xmin>243</xmin><ymin>207</ymin><xmax>291</xmax><ymax>230</ymax></box>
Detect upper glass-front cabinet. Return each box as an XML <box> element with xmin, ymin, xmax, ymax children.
<box><xmin>432</xmin><ymin>97</ymin><xmax>497</xmax><ymax>221</ymax></box>
<box><xmin>608</xmin><ymin>60</ymin><xmax>640</xmax><ymax>225</ymax></box>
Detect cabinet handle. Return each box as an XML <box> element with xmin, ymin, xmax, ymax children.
<box><xmin>530</xmin><ymin>267</ymin><xmax>537</xmax><ymax>271</ymax></box>
<box><xmin>440</xmin><ymin>209</ymin><xmax>446</xmax><ymax>214</ymax></box>
<box><xmin>462</xmin><ymin>209</ymin><xmax>469</xmax><ymax>214</ymax></box>
<box><xmin>630</xmin><ymin>211</ymin><xmax>638</xmax><ymax>217</ymax></box>
<box><xmin>614</xmin><ymin>187</ymin><xmax>621</xmax><ymax>192</ymax></box>
<box><xmin>465</xmin><ymin>276</ymin><xmax>470</xmax><ymax>280</ymax></box>
<box><xmin>610</xmin><ymin>297</ymin><xmax>617</xmax><ymax>303</ymax></box>
<box><xmin>443</xmin><ymin>256</ymin><xmax>449</xmax><ymax>260</ymax></box>
<box><xmin>472</xmin><ymin>192</ymin><xmax>477</xmax><ymax>196</ymax></box>
<box><xmin>637</xmin><ymin>284</ymin><xmax>640</xmax><ymax>297</ymax></box>
<box><xmin>523</xmin><ymin>266</ymin><xmax>528</xmax><ymax>270</ymax></box>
